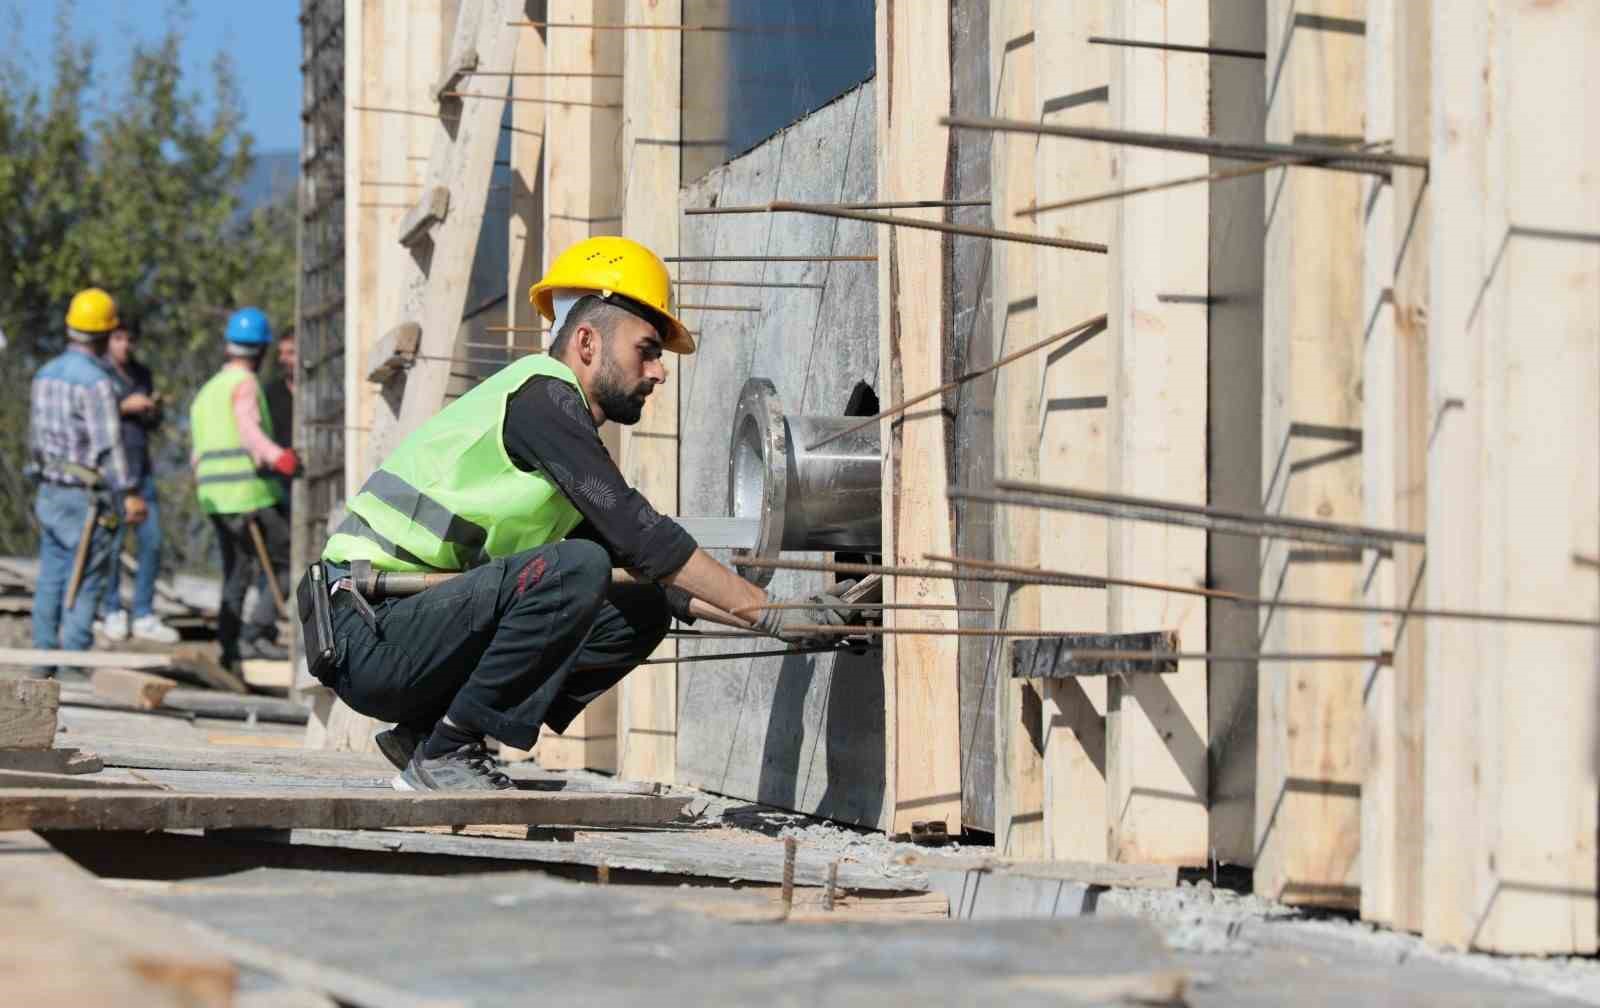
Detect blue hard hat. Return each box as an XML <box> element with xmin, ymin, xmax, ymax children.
<box><xmin>225</xmin><ymin>307</ymin><xmax>273</xmax><ymax>347</ymax></box>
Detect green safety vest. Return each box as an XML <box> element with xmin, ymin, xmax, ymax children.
<box><xmin>190</xmin><ymin>368</ymin><xmax>282</xmax><ymax>515</ymax></box>
<box><xmin>323</xmin><ymin>354</ymin><xmax>589</xmax><ymax>572</ymax></box>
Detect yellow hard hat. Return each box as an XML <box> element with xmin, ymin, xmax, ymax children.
<box><xmin>65</xmin><ymin>287</ymin><xmax>119</xmax><ymax>334</ymax></box>
<box><xmin>530</xmin><ymin>236</ymin><xmax>694</xmax><ymax>354</ymax></box>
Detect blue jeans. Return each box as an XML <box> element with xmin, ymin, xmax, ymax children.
<box><xmin>102</xmin><ymin>473</ymin><xmax>161</xmax><ymax>618</ymax></box>
<box><xmin>32</xmin><ymin>483</ymin><xmax>118</xmax><ymax>666</ymax></box>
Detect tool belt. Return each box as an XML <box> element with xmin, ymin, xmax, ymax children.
<box><xmin>296</xmin><ymin>560</ymin><xmax>382</xmax><ymax>686</ymax></box>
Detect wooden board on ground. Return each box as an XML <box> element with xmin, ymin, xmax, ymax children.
<box><xmin>0</xmin><ymin>830</ymin><xmax>236</xmax><ymax>1005</ymax></box>
<box><xmin>0</xmin><ymin>676</ymin><xmax>59</xmax><ymax>749</ymax></box>
<box><xmin>241</xmin><ymin>659</ymin><xmax>294</xmax><ymax>692</ymax></box>
<box><xmin>897</xmin><ymin>850</ymin><xmax>1177</xmax><ymax>890</ymax></box>
<box><xmin>92</xmin><ymin>668</ymin><xmax>177</xmax><ymax>710</ymax></box>
<box><xmin>0</xmin><ymin>768</ymin><xmax>164</xmax><ymax>791</ymax></box>
<box><xmin>164</xmin><ymin>689</ymin><xmax>310</xmax><ymax>725</ymax></box>
<box><xmin>0</xmin><ymin>788</ymin><xmax>691</xmax><ymax>832</ymax></box>
<box><xmin>0</xmin><ymin>746</ymin><xmax>101</xmax><ymax>774</ymax></box>
<box><xmin>0</xmin><ymin>648</ymin><xmax>170</xmax><ymax>671</ymax></box>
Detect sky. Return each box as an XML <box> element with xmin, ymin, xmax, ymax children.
<box><xmin>7</xmin><ymin>0</ymin><xmax>302</xmax><ymax>153</ymax></box>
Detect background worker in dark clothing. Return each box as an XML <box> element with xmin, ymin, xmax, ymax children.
<box><xmin>97</xmin><ymin>319</ymin><xmax>180</xmax><ymax>644</ymax></box>
<box><xmin>191</xmin><ymin>307</ymin><xmax>298</xmax><ymax>668</ymax></box>
<box><xmin>315</xmin><ymin>237</ymin><xmax>848</xmax><ymax>791</ymax></box>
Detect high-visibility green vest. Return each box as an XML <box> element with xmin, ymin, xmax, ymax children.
<box><xmin>323</xmin><ymin>355</ymin><xmax>589</xmax><ymax>572</ymax></box>
<box><xmin>191</xmin><ymin>368</ymin><xmax>281</xmax><ymax>515</ymax></box>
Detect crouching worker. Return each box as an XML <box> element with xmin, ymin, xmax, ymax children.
<box><xmin>304</xmin><ymin>237</ymin><xmax>848</xmax><ymax>791</ymax></box>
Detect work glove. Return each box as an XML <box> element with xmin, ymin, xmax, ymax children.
<box><xmin>271</xmin><ymin>448</ymin><xmax>302</xmax><ymax>478</ymax></box>
<box><xmin>756</xmin><ymin>592</ymin><xmax>854</xmax><ymax>648</ymax></box>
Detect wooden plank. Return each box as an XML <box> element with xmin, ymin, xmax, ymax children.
<box><xmin>0</xmin><ymin>830</ymin><xmax>236</xmax><ymax>1005</ymax></box>
<box><xmin>1360</xmin><ymin>0</ymin><xmax>1430</xmax><ymax>934</ymax></box>
<box><xmin>1424</xmin><ymin>0</ymin><xmax>1599</xmax><ymax>956</ymax></box>
<box><xmin>364</xmin><ymin>322</ymin><xmax>422</xmax><ymax>383</ymax></box>
<box><xmin>0</xmin><ymin>788</ymin><xmax>691</xmax><ymax>832</ymax></box>
<box><xmin>0</xmin><ymin>647</ymin><xmax>171</xmax><ymax>671</ymax></box>
<box><xmin>615</xmin><ymin>0</ymin><xmax>682</xmax><ymax>787</ymax></box>
<box><xmin>531</xmin><ymin>0</ymin><xmax>627</xmax><ymax>775</ymax></box>
<box><xmin>396</xmin><ymin>185</ymin><xmax>450</xmax><ymax>247</ymax></box>
<box><xmin>1255</xmin><ymin>0</ymin><xmax>1367</xmax><ymax>906</ymax></box>
<box><xmin>898</xmin><ymin>851</ymin><xmax>1178</xmax><ymax>890</ymax></box>
<box><xmin>0</xmin><ymin>746</ymin><xmax>102</xmax><ymax>774</ymax></box>
<box><xmin>1105</xmin><ymin>0</ymin><xmax>1209</xmax><ymax>866</ymax></box>
<box><xmin>875</xmin><ymin>0</ymin><xmax>962</xmax><ymax>838</ymax></box>
<box><xmin>1033</xmin><ymin>0</ymin><xmax>1113</xmax><ymax>863</ymax></box>
<box><xmin>165</xmin><ymin>689</ymin><xmax>310</xmax><ymax>725</ymax></box>
<box><xmin>505</xmin><ymin>3</ymin><xmax>546</xmax><ymax>343</ymax></box>
<box><xmin>1012</xmin><ymin>632</ymin><xmax>1179</xmax><ymax>679</ymax></box>
<box><xmin>988</xmin><ymin>0</ymin><xmax>1043</xmax><ymax>860</ymax></box>
<box><xmin>0</xmin><ymin>768</ymin><xmax>162</xmax><ymax>790</ymax></box>
<box><xmin>92</xmin><ymin>668</ymin><xmax>177</xmax><ymax>711</ymax></box>
<box><xmin>0</xmin><ymin>676</ymin><xmax>59</xmax><ymax>749</ymax></box>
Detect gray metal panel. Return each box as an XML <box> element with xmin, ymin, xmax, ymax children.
<box><xmin>673</xmin><ymin>516</ymin><xmax>761</xmax><ymax>551</ymax></box>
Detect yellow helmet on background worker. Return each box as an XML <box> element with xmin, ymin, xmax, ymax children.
<box><xmin>530</xmin><ymin>236</ymin><xmax>694</xmax><ymax>355</ymax></box>
<box><xmin>64</xmin><ymin>287</ymin><xmax>119</xmax><ymax>337</ymax></box>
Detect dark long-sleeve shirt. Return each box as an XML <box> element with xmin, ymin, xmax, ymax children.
<box><xmin>501</xmin><ymin>376</ymin><xmax>697</xmax><ymax>584</ymax></box>
<box><xmin>104</xmin><ymin>357</ymin><xmax>156</xmax><ymax>484</ymax></box>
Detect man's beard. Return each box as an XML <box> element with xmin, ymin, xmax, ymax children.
<box><xmin>593</xmin><ymin>343</ymin><xmax>652</xmax><ymax>425</ymax></box>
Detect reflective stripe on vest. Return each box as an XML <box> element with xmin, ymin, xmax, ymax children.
<box><xmin>323</xmin><ymin>354</ymin><xmax>589</xmax><ymax>572</ymax></box>
<box><xmin>190</xmin><ymin>369</ymin><xmax>281</xmax><ymax>515</ymax></box>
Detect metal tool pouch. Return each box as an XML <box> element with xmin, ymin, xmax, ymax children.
<box><xmin>297</xmin><ymin>563</ymin><xmax>337</xmax><ymax>684</ymax></box>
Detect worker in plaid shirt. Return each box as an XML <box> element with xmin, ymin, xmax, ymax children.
<box><xmin>27</xmin><ymin>288</ymin><xmax>148</xmax><ymax>677</ymax></box>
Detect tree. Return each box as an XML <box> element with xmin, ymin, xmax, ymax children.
<box><xmin>0</xmin><ymin>5</ymin><xmax>297</xmax><ymax>573</ymax></box>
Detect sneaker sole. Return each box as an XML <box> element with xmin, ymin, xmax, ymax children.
<box><xmin>391</xmin><ymin>773</ymin><xmax>416</xmax><ymax>791</ymax></box>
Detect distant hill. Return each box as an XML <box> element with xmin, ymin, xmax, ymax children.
<box><xmin>239</xmin><ymin>149</ymin><xmax>298</xmax><ymax>215</ymax></box>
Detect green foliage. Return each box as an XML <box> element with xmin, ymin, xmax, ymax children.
<box><xmin>0</xmin><ymin>4</ymin><xmax>298</xmax><ymax>573</ymax></box>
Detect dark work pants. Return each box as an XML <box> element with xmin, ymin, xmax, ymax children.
<box><xmin>210</xmin><ymin>505</ymin><xmax>291</xmax><ymax>664</ymax></box>
<box><xmin>324</xmin><ymin>540</ymin><xmax>670</xmax><ymax>750</ymax></box>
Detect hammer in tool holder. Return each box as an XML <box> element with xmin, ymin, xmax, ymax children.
<box><xmin>63</xmin><ymin>466</ymin><xmax>118</xmax><ymax>612</ymax></box>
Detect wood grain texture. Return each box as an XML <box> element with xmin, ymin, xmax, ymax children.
<box><xmin>0</xmin><ymin>830</ymin><xmax>236</xmax><ymax>1005</ymax></box>
<box><xmin>1033</xmin><ymin>0</ymin><xmax>1113</xmax><ymax>863</ymax></box>
<box><xmin>1360</xmin><ymin>0</ymin><xmax>1430</xmax><ymax>935</ymax></box>
<box><xmin>0</xmin><ymin>788</ymin><xmax>690</xmax><ymax>832</ymax></box>
<box><xmin>92</xmin><ymin>668</ymin><xmax>177</xmax><ymax>711</ymax></box>
<box><xmin>1105</xmin><ymin>0</ymin><xmax>1209</xmax><ymax>867</ymax></box>
<box><xmin>1424</xmin><ymin>0</ymin><xmax>1600</xmax><ymax>955</ymax></box>
<box><xmin>875</xmin><ymin>0</ymin><xmax>962</xmax><ymax>835</ymax></box>
<box><xmin>989</xmin><ymin>0</ymin><xmax>1043</xmax><ymax>860</ymax></box>
<box><xmin>616</xmin><ymin>0</ymin><xmax>681</xmax><ymax>786</ymax></box>
<box><xmin>0</xmin><ymin>676</ymin><xmax>59</xmax><ymax>749</ymax></box>
<box><xmin>0</xmin><ymin>746</ymin><xmax>101</xmax><ymax>774</ymax></box>
<box><xmin>1255</xmin><ymin>0</ymin><xmax>1366</xmax><ymax>906</ymax></box>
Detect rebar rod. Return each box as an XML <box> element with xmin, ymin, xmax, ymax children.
<box><xmin>1016</xmin><ymin>159</ymin><xmax>1284</xmax><ymax>218</ymax></box>
<box><xmin>765</xmin><ymin>200</ymin><xmax>1107</xmax><ymax>253</ymax></box>
<box><xmin>672</xmin><ymin>279</ymin><xmax>824</xmax><ymax>290</ymax></box>
<box><xmin>461</xmin><ymin>70</ymin><xmax>623</xmax><ymax>78</ymax></box>
<box><xmin>664</xmin><ymin>255</ymin><xmax>876</xmax><ymax>263</ymax></box>
<box><xmin>789</xmin><ymin>627</ymin><xmax>1389</xmax><ymax>663</ymax></box>
<box><xmin>942</xmin><ymin>115</ymin><xmax>1427</xmax><ymax>176</ymax></box>
<box><xmin>951</xmin><ymin>480</ymin><xmax>1424</xmax><ymax>551</ymax></box>
<box><xmin>732</xmin><ymin>556</ymin><xmax>1105</xmax><ymax>591</ymax></box>
<box><xmin>805</xmin><ymin>313</ymin><xmax>1108</xmax><ymax>451</ymax></box>
<box><xmin>924</xmin><ymin>554</ymin><xmax>1600</xmax><ymax>631</ymax></box>
<box><xmin>1086</xmin><ymin>35</ymin><xmax>1266</xmax><ymax>59</ymax></box>
<box><xmin>686</xmin><ymin>199</ymin><xmax>990</xmax><ymax>215</ymax></box>
<box><xmin>739</xmin><ymin>602</ymin><xmax>992</xmax><ymax>613</ymax></box>
<box><xmin>443</xmin><ymin>90</ymin><xmax>620</xmax><ymax>109</ymax></box>
<box><xmin>580</xmin><ymin>642</ymin><xmax>872</xmax><ymax>672</ymax></box>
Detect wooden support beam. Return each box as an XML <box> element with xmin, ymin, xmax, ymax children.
<box><xmin>396</xmin><ymin>185</ymin><xmax>451</xmax><ymax>248</ymax></box>
<box><xmin>0</xmin><ymin>677</ymin><xmax>59</xmax><ymax>750</ymax></box>
<box><xmin>91</xmin><ymin>669</ymin><xmax>177</xmax><ymax>712</ymax></box>
<box><xmin>1423</xmin><ymin>0</ymin><xmax>1599</xmax><ymax>956</ymax></box>
<box><xmin>0</xmin><ymin>747</ymin><xmax>101</xmax><ymax>775</ymax></box>
<box><xmin>0</xmin><ymin>788</ymin><xmax>690</xmax><ymax>832</ymax></box>
<box><xmin>1033</xmin><ymin>0</ymin><xmax>1113</xmax><ymax>864</ymax></box>
<box><xmin>433</xmin><ymin>46</ymin><xmax>480</xmax><ymax>103</ymax></box>
<box><xmin>1105</xmin><ymin>0</ymin><xmax>1209</xmax><ymax>866</ymax></box>
<box><xmin>1255</xmin><ymin>0</ymin><xmax>1365</xmax><ymax>908</ymax></box>
<box><xmin>364</xmin><ymin>322</ymin><xmax>422</xmax><ymax>383</ymax></box>
<box><xmin>616</xmin><ymin>0</ymin><xmax>681</xmax><ymax>786</ymax></box>
<box><xmin>875</xmin><ymin>0</ymin><xmax>962</xmax><ymax>837</ymax></box>
<box><xmin>530</xmin><ymin>0</ymin><xmax>626</xmax><ymax>773</ymax></box>
<box><xmin>1360</xmin><ymin>0</ymin><xmax>1430</xmax><ymax>935</ymax></box>
<box><xmin>989</xmin><ymin>0</ymin><xmax>1043</xmax><ymax>860</ymax></box>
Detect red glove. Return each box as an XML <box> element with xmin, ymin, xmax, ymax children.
<box><xmin>272</xmin><ymin>448</ymin><xmax>302</xmax><ymax>478</ymax></box>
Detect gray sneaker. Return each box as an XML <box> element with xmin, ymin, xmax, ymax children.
<box><xmin>374</xmin><ymin>724</ymin><xmax>425</xmax><ymax>771</ymax></box>
<box><xmin>395</xmin><ymin>742</ymin><xmax>513</xmax><ymax>791</ymax></box>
